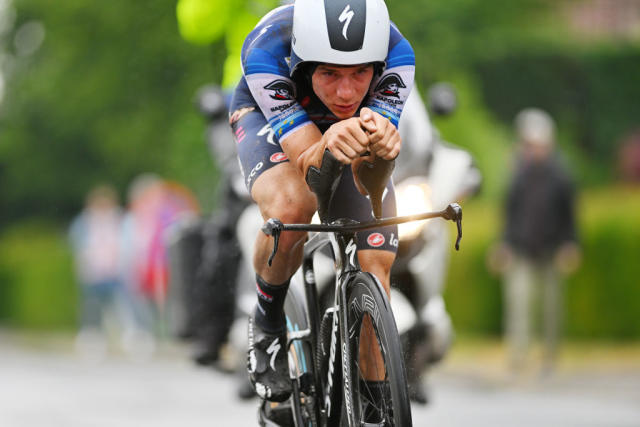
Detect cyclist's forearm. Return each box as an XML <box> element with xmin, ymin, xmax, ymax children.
<box><xmin>280</xmin><ymin>123</ymin><xmax>323</xmax><ymax>172</ymax></box>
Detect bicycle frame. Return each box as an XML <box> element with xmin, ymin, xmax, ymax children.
<box><xmin>298</xmin><ymin>221</ymin><xmax>369</xmax><ymax>424</ymax></box>
<box><xmin>266</xmin><ymin>203</ymin><xmax>463</xmax><ymax>426</ymax></box>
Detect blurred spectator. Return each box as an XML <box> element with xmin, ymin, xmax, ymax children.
<box><xmin>488</xmin><ymin>108</ymin><xmax>581</xmax><ymax>375</ymax></box>
<box><xmin>120</xmin><ymin>174</ymin><xmax>164</xmax><ymax>348</ymax></box>
<box><xmin>69</xmin><ymin>184</ymin><xmax>127</xmax><ymax>360</ymax></box>
<box><xmin>120</xmin><ymin>174</ymin><xmax>199</xmax><ymax>342</ymax></box>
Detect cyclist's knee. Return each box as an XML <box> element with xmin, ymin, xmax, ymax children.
<box><xmin>253</xmin><ymin>166</ymin><xmax>317</xmax><ymax>251</ymax></box>
<box><xmin>253</xmin><ymin>166</ymin><xmax>317</xmax><ymax>223</ymax></box>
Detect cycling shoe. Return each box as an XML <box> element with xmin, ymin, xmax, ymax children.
<box><xmin>247</xmin><ymin>316</ymin><xmax>292</xmax><ymax>402</ymax></box>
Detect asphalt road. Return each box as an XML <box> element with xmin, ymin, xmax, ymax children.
<box><xmin>1</xmin><ymin>333</ymin><xmax>639</xmax><ymax>427</ymax></box>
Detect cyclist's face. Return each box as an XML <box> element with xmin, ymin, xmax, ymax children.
<box><xmin>311</xmin><ymin>64</ymin><xmax>374</xmax><ymax>119</ymax></box>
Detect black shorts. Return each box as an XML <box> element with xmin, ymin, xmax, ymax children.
<box><xmin>230</xmin><ymin>107</ymin><xmax>399</xmax><ymax>253</ymax></box>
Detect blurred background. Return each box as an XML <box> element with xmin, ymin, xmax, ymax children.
<box><xmin>1</xmin><ymin>0</ymin><xmax>639</xmax><ymax>426</ymax></box>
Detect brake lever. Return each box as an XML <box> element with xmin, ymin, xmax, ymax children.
<box><xmin>261</xmin><ymin>218</ymin><xmax>284</xmax><ymax>266</ymax></box>
<box><xmin>443</xmin><ymin>203</ymin><xmax>463</xmax><ymax>251</ymax></box>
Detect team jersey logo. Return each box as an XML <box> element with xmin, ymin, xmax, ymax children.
<box><xmin>367</xmin><ymin>233</ymin><xmax>386</xmax><ymax>248</ymax></box>
<box><xmin>270</xmin><ymin>152</ymin><xmax>288</xmax><ymax>163</ymax></box>
<box><xmin>374</xmin><ymin>73</ymin><xmax>407</xmax><ymax>98</ymax></box>
<box><xmin>264</xmin><ymin>79</ymin><xmax>295</xmax><ymax>101</ymax></box>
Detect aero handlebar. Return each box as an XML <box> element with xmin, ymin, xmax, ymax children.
<box><xmin>262</xmin><ymin>203</ymin><xmax>463</xmax><ymax>266</ymax></box>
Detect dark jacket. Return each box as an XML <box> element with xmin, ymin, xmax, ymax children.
<box><xmin>504</xmin><ymin>155</ymin><xmax>577</xmax><ymax>261</ymax></box>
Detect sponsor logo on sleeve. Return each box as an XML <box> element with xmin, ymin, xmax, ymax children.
<box><xmin>264</xmin><ymin>79</ymin><xmax>295</xmax><ymax>101</ymax></box>
<box><xmin>269</xmin><ymin>152</ymin><xmax>288</xmax><ymax>163</ymax></box>
<box><xmin>374</xmin><ymin>73</ymin><xmax>407</xmax><ymax>99</ymax></box>
<box><xmin>367</xmin><ymin>233</ymin><xmax>386</xmax><ymax>248</ymax></box>
<box><xmin>257</xmin><ymin>124</ymin><xmax>277</xmax><ymax>146</ymax></box>
<box><xmin>247</xmin><ymin>161</ymin><xmax>264</xmax><ymax>187</ymax></box>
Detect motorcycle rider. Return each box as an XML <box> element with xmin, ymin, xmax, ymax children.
<box><xmin>229</xmin><ymin>0</ymin><xmax>415</xmax><ymax>404</ymax></box>
<box><xmin>394</xmin><ymin>85</ymin><xmax>481</xmax><ymax>403</ymax></box>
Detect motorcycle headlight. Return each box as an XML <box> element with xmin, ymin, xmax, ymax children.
<box><xmin>395</xmin><ymin>177</ymin><xmax>433</xmax><ymax>241</ymax></box>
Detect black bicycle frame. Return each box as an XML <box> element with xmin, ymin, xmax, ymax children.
<box><xmin>267</xmin><ymin>203</ymin><xmax>463</xmax><ymax>426</ymax></box>
<box><xmin>300</xmin><ymin>219</ymin><xmax>368</xmax><ymax>423</ymax></box>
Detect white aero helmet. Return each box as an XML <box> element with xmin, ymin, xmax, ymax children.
<box><xmin>290</xmin><ymin>0</ymin><xmax>390</xmax><ymax>76</ymax></box>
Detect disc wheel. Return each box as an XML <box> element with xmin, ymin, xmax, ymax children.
<box><xmin>341</xmin><ymin>272</ymin><xmax>413</xmax><ymax>427</ymax></box>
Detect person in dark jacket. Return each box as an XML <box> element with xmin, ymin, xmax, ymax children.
<box><xmin>491</xmin><ymin>108</ymin><xmax>581</xmax><ymax>375</ymax></box>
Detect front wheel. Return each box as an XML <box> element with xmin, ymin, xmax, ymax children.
<box><xmin>341</xmin><ymin>272</ymin><xmax>413</xmax><ymax>426</ymax></box>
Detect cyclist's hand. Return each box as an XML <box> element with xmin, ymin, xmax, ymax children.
<box><xmin>322</xmin><ymin>118</ymin><xmax>370</xmax><ymax>164</ymax></box>
<box><xmin>359</xmin><ymin>107</ymin><xmax>401</xmax><ymax>160</ymax></box>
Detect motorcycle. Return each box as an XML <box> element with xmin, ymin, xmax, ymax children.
<box><xmin>390</xmin><ymin>83</ymin><xmax>482</xmax><ymax>403</ymax></box>
<box><xmin>166</xmin><ymin>84</ymin><xmax>252</xmax><ymax>369</ymax></box>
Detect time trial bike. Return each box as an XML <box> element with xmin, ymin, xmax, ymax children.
<box><xmin>258</xmin><ymin>154</ymin><xmax>463</xmax><ymax>427</ymax></box>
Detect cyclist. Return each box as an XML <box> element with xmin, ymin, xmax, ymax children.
<box><xmin>229</xmin><ymin>0</ymin><xmax>415</xmax><ymax>404</ymax></box>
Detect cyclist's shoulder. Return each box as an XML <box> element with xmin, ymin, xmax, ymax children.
<box><xmin>387</xmin><ymin>21</ymin><xmax>415</xmax><ymax>64</ymax></box>
<box><xmin>242</xmin><ymin>5</ymin><xmax>294</xmax><ymax>67</ymax></box>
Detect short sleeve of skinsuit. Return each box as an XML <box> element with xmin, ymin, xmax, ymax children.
<box><xmin>240</xmin><ymin>6</ymin><xmax>313</xmax><ymax>142</ymax></box>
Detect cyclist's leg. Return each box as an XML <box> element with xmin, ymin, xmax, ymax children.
<box><xmin>358</xmin><ymin>249</ymin><xmax>395</xmax><ymax>382</ymax></box>
<box><xmin>359</xmin><ymin>250</ymin><xmax>394</xmax><ymax>296</ymax></box>
<box><xmin>233</xmin><ymin>106</ymin><xmax>316</xmax><ymax>401</ymax></box>
<box><xmin>233</xmin><ymin>106</ymin><xmax>317</xmax><ymax>295</ymax></box>
<box><xmin>251</xmin><ymin>164</ymin><xmax>317</xmax><ymax>283</ymax></box>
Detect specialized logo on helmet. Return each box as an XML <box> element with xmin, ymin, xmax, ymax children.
<box><xmin>338</xmin><ymin>5</ymin><xmax>355</xmax><ymax>40</ymax></box>
<box><xmin>270</xmin><ymin>152</ymin><xmax>288</xmax><ymax>163</ymax></box>
<box><xmin>374</xmin><ymin>73</ymin><xmax>407</xmax><ymax>98</ymax></box>
<box><xmin>324</xmin><ymin>0</ymin><xmax>366</xmax><ymax>52</ymax></box>
<box><xmin>367</xmin><ymin>233</ymin><xmax>386</xmax><ymax>248</ymax></box>
<box><xmin>264</xmin><ymin>80</ymin><xmax>294</xmax><ymax>101</ymax></box>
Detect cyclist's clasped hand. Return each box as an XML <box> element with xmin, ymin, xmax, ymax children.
<box><xmin>322</xmin><ymin>108</ymin><xmax>401</xmax><ymax>164</ymax></box>
<box><xmin>359</xmin><ymin>107</ymin><xmax>401</xmax><ymax>160</ymax></box>
<box><xmin>322</xmin><ymin>117</ymin><xmax>370</xmax><ymax>164</ymax></box>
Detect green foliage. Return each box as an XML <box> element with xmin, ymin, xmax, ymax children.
<box><xmin>474</xmin><ymin>46</ymin><xmax>640</xmax><ymax>184</ymax></box>
<box><xmin>565</xmin><ymin>187</ymin><xmax>640</xmax><ymax>339</ymax></box>
<box><xmin>444</xmin><ymin>199</ymin><xmax>503</xmax><ymax>335</ymax></box>
<box><xmin>428</xmin><ymin>73</ymin><xmax>512</xmax><ymax>198</ymax></box>
<box><xmin>0</xmin><ymin>0</ymin><xmax>223</xmax><ymax>224</ymax></box>
<box><xmin>444</xmin><ymin>186</ymin><xmax>640</xmax><ymax>339</ymax></box>
<box><xmin>0</xmin><ymin>221</ymin><xmax>77</xmax><ymax>329</ymax></box>
<box><xmin>388</xmin><ymin>0</ymin><xmax>559</xmax><ymax>80</ymax></box>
